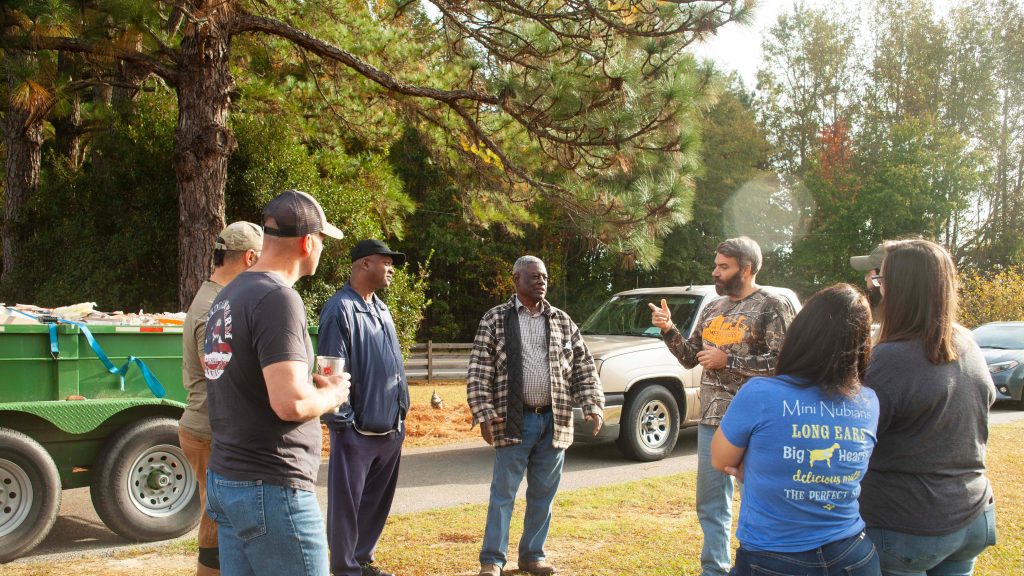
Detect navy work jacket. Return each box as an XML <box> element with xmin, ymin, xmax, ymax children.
<box><xmin>318</xmin><ymin>283</ymin><xmax>409</xmax><ymax>433</ymax></box>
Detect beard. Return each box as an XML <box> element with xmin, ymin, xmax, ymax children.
<box><xmin>714</xmin><ymin>273</ymin><xmax>743</xmax><ymax>296</ymax></box>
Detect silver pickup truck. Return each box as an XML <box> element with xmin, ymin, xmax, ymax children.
<box><xmin>572</xmin><ymin>285</ymin><xmax>801</xmax><ymax>461</ymax></box>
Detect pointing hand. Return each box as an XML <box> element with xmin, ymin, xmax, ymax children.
<box><xmin>648</xmin><ymin>299</ymin><xmax>674</xmax><ymax>332</ymax></box>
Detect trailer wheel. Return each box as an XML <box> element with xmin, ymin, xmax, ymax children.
<box><xmin>90</xmin><ymin>418</ymin><xmax>200</xmax><ymax>541</ymax></box>
<box><xmin>0</xmin><ymin>428</ymin><xmax>61</xmax><ymax>563</ymax></box>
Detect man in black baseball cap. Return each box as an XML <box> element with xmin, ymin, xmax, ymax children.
<box><xmin>349</xmin><ymin>239</ymin><xmax>406</xmax><ymax>266</ymax></box>
<box><xmin>318</xmin><ymin>239</ymin><xmax>409</xmax><ymax>576</ymax></box>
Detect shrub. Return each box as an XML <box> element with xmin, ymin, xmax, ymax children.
<box><xmin>959</xmin><ymin>267</ymin><xmax>1024</xmax><ymax>328</ymax></box>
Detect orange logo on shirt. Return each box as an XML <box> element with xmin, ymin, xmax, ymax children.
<box><xmin>702</xmin><ymin>315</ymin><xmax>749</xmax><ymax>347</ymax></box>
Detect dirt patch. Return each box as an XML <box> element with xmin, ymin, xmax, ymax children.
<box><xmin>404</xmin><ymin>403</ymin><xmax>476</xmax><ymax>448</ymax></box>
<box><xmin>6</xmin><ymin>551</ymin><xmax>195</xmax><ymax>576</ymax></box>
<box><xmin>321</xmin><ymin>400</ymin><xmax>477</xmax><ymax>455</ymax></box>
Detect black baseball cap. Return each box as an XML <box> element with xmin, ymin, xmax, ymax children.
<box><xmin>350</xmin><ymin>239</ymin><xmax>406</xmax><ymax>266</ymax></box>
<box><xmin>262</xmin><ymin>189</ymin><xmax>344</xmax><ymax>239</ymax></box>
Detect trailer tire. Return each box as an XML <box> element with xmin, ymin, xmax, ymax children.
<box><xmin>0</xmin><ymin>428</ymin><xmax>61</xmax><ymax>563</ymax></box>
<box><xmin>90</xmin><ymin>418</ymin><xmax>200</xmax><ymax>542</ymax></box>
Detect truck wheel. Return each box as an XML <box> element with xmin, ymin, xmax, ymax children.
<box><xmin>616</xmin><ymin>384</ymin><xmax>680</xmax><ymax>462</ymax></box>
<box><xmin>90</xmin><ymin>418</ymin><xmax>200</xmax><ymax>541</ymax></box>
<box><xmin>0</xmin><ymin>428</ymin><xmax>61</xmax><ymax>563</ymax></box>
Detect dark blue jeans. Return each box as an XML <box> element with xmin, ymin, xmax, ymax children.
<box><xmin>327</xmin><ymin>425</ymin><xmax>405</xmax><ymax>576</ymax></box>
<box><xmin>731</xmin><ymin>531</ymin><xmax>881</xmax><ymax>576</ymax></box>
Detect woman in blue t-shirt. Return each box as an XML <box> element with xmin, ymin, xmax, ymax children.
<box><xmin>711</xmin><ymin>284</ymin><xmax>881</xmax><ymax>576</ymax></box>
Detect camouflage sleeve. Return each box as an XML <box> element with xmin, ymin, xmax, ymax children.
<box><xmin>466</xmin><ymin>314</ymin><xmax>499</xmax><ymax>427</ymax></box>
<box><xmin>728</xmin><ymin>295</ymin><xmax>795</xmax><ymax>378</ymax></box>
<box><xmin>567</xmin><ymin>320</ymin><xmax>604</xmax><ymax>416</ymax></box>
<box><xmin>663</xmin><ymin>308</ymin><xmax>705</xmax><ymax>369</ymax></box>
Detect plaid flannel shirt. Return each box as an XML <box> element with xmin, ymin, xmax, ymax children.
<box><xmin>467</xmin><ymin>296</ymin><xmax>604</xmax><ymax>449</ymax></box>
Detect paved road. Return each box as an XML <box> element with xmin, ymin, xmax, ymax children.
<box><xmin>13</xmin><ymin>404</ymin><xmax>1024</xmax><ymax>564</ymax></box>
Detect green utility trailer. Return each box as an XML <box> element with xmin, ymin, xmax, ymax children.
<box><xmin>0</xmin><ymin>322</ymin><xmax>200</xmax><ymax>563</ymax></box>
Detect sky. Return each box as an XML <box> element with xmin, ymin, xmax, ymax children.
<box><xmin>689</xmin><ymin>0</ymin><xmax>957</xmax><ymax>89</ymax></box>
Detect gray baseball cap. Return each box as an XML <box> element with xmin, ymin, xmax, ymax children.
<box><xmin>215</xmin><ymin>221</ymin><xmax>263</xmax><ymax>251</ymax></box>
<box><xmin>850</xmin><ymin>243</ymin><xmax>886</xmax><ymax>272</ymax></box>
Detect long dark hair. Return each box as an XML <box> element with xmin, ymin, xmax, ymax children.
<box><xmin>776</xmin><ymin>284</ymin><xmax>872</xmax><ymax>398</ymax></box>
<box><xmin>877</xmin><ymin>239</ymin><xmax>959</xmax><ymax>364</ymax></box>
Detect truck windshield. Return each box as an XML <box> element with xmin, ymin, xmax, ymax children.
<box><xmin>581</xmin><ymin>294</ymin><xmax>701</xmax><ymax>338</ymax></box>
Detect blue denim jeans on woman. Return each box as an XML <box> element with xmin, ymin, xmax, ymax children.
<box><xmin>698</xmin><ymin>423</ymin><xmax>735</xmax><ymax>576</ymax></box>
<box><xmin>731</xmin><ymin>531</ymin><xmax>880</xmax><ymax>576</ymax></box>
<box><xmin>866</xmin><ymin>499</ymin><xmax>996</xmax><ymax>576</ymax></box>
<box><xmin>479</xmin><ymin>410</ymin><xmax>565</xmax><ymax>569</ymax></box>
<box><xmin>206</xmin><ymin>471</ymin><xmax>330</xmax><ymax>576</ymax></box>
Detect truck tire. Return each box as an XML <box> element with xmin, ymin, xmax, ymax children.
<box><xmin>0</xmin><ymin>428</ymin><xmax>62</xmax><ymax>563</ymax></box>
<box><xmin>616</xmin><ymin>384</ymin><xmax>680</xmax><ymax>462</ymax></box>
<box><xmin>90</xmin><ymin>418</ymin><xmax>200</xmax><ymax>541</ymax></box>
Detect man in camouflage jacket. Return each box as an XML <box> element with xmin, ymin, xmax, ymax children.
<box><xmin>467</xmin><ymin>256</ymin><xmax>604</xmax><ymax>576</ymax></box>
<box><xmin>650</xmin><ymin>237</ymin><xmax>795</xmax><ymax>576</ymax></box>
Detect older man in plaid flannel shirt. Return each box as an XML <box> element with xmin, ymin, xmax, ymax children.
<box><xmin>467</xmin><ymin>255</ymin><xmax>604</xmax><ymax>576</ymax></box>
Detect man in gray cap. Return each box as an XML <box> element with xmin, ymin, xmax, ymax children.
<box><xmin>319</xmin><ymin>239</ymin><xmax>410</xmax><ymax>576</ymax></box>
<box><xmin>850</xmin><ymin>243</ymin><xmax>886</xmax><ymax>319</ymax></box>
<box><xmin>204</xmin><ymin>190</ymin><xmax>350</xmax><ymax>576</ymax></box>
<box><xmin>179</xmin><ymin>220</ymin><xmax>262</xmax><ymax>576</ymax></box>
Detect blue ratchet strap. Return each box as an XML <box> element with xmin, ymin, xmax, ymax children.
<box><xmin>48</xmin><ymin>323</ymin><xmax>59</xmax><ymax>359</ymax></box>
<box><xmin>4</xmin><ymin>307</ymin><xmax>166</xmax><ymax>398</ymax></box>
<box><xmin>59</xmin><ymin>319</ymin><xmax>167</xmax><ymax>398</ymax></box>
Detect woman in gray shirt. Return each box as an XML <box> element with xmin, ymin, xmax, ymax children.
<box><xmin>861</xmin><ymin>239</ymin><xmax>996</xmax><ymax>576</ymax></box>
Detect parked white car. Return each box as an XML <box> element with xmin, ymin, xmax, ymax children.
<box><xmin>573</xmin><ymin>285</ymin><xmax>801</xmax><ymax>461</ymax></box>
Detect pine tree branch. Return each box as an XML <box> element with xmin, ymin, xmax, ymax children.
<box><xmin>0</xmin><ymin>35</ymin><xmax>178</xmax><ymax>85</ymax></box>
<box><xmin>230</xmin><ymin>13</ymin><xmax>499</xmax><ymax>106</ymax></box>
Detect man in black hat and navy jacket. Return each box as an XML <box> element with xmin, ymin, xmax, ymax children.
<box><xmin>318</xmin><ymin>239</ymin><xmax>411</xmax><ymax>576</ymax></box>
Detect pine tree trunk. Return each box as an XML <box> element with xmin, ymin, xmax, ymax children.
<box><xmin>2</xmin><ymin>62</ymin><xmax>44</xmax><ymax>288</ymax></box>
<box><xmin>52</xmin><ymin>53</ymin><xmax>83</xmax><ymax>170</ymax></box>
<box><xmin>173</xmin><ymin>2</ymin><xmax>237</xmax><ymax>310</ymax></box>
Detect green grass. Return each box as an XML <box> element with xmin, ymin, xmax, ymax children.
<box><xmin>7</xmin><ymin>422</ymin><xmax>1023</xmax><ymax>575</ymax></box>
<box><xmin>377</xmin><ymin>421</ymin><xmax>1024</xmax><ymax>575</ymax></box>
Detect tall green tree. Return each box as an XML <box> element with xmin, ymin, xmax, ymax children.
<box><xmin>2</xmin><ymin>0</ymin><xmax>752</xmax><ymax>308</ymax></box>
<box><xmin>755</xmin><ymin>2</ymin><xmax>861</xmax><ymax>175</ymax></box>
<box><xmin>756</xmin><ymin>0</ymin><xmax>1021</xmax><ymax>293</ymax></box>
<box><xmin>659</xmin><ymin>84</ymin><xmax>771</xmax><ymax>286</ymax></box>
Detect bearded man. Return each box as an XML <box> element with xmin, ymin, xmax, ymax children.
<box><xmin>649</xmin><ymin>236</ymin><xmax>795</xmax><ymax>576</ymax></box>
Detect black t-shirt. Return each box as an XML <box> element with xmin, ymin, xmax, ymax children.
<box><xmin>204</xmin><ymin>271</ymin><xmax>320</xmax><ymax>491</ymax></box>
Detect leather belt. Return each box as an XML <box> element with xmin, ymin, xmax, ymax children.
<box><xmin>524</xmin><ymin>405</ymin><xmax>552</xmax><ymax>414</ymax></box>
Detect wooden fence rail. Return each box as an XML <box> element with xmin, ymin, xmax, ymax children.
<box><xmin>404</xmin><ymin>341</ymin><xmax>473</xmax><ymax>384</ymax></box>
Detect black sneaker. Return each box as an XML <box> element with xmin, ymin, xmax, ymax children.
<box><xmin>360</xmin><ymin>563</ymin><xmax>395</xmax><ymax>576</ymax></box>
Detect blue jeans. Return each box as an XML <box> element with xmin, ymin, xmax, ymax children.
<box><xmin>698</xmin><ymin>423</ymin><xmax>735</xmax><ymax>576</ymax></box>
<box><xmin>206</xmin><ymin>471</ymin><xmax>330</xmax><ymax>576</ymax></box>
<box><xmin>731</xmin><ymin>531</ymin><xmax>880</xmax><ymax>576</ymax></box>
<box><xmin>867</xmin><ymin>500</ymin><xmax>996</xmax><ymax>576</ymax></box>
<box><xmin>479</xmin><ymin>411</ymin><xmax>565</xmax><ymax>568</ymax></box>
